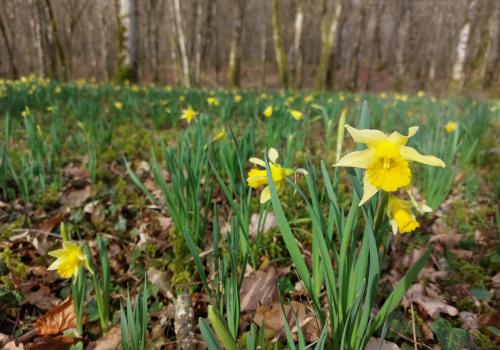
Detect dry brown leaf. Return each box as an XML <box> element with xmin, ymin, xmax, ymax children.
<box><xmin>35</xmin><ymin>298</ymin><xmax>84</xmax><ymax>336</ymax></box>
<box><xmin>403</xmin><ymin>284</ymin><xmax>458</xmax><ymax>319</ymax></box>
<box><xmin>430</xmin><ymin>232</ymin><xmax>462</xmax><ymax>247</ymax></box>
<box><xmin>459</xmin><ymin>311</ymin><xmax>478</xmax><ymax>330</ymax></box>
<box><xmin>14</xmin><ymin>277</ymin><xmax>60</xmax><ymax>311</ymax></box>
<box><xmin>2</xmin><ymin>341</ymin><xmax>25</xmax><ymax>350</ymax></box>
<box><xmin>240</xmin><ymin>266</ymin><xmax>289</xmax><ymax>312</ymax></box>
<box><xmin>87</xmin><ymin>326</ymin><xmax>121</xmax><ymax>350</ymax></box>
<box><xmin>254</xmin><ymin>301</ymin><xmax>320</xmax><ymax>343</ymax></box>
<box><xmin>365</xmin><ymin>337</ymin><xmax>401</xmax><ymax>350</ymax></box>
<box><xmin>84</xmin><ymin>201</ymin><xmax>105</xmax><ymax>224</ymax></box>
<box><xmin>249</xmin><ymin>213</ymin><xmax>277</xmax><ymax>238</ymax></box>
<box><xmin>492</xmin><ymin>273</ymin><xmax>500</xmax><ymax>299</ymax></box>
<box><xmin>60</xmin><ymin>185</ymin><xmax>91</xmax><ymax>207</ymax></box>
<box><xmin>27</xmin><ymin>336</ymin><xmax>76</xmax><ymax>350</ymax></box>
<box><xmin>147</xmin><ymin>267</ymin><xmax>174</xmax><ymax>300</ymax></box>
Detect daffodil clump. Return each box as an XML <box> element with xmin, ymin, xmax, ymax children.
<box><xmin>247</xmin><ymin>148</ymin><xmax>307</xmax><ymax>203</ymax></box>
<box><xmin>335</xmin><ymin>125</ymin><xmax>444</xmax><ymax>234</ymax></box>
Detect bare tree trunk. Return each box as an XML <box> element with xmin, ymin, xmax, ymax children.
<box><xmin>260</xmin><ymin>3</ymin><xmax>267</xmax><ymax>87</ymax></box>
<box><xmin>428</xmin><ymin>4</ymin><xmax>443</xmax><ymax>83</ymax></box>
<box><xmin>482</xmin><ymin>0</ymin><xmax>500</xmax><ymax>88</ymax></box>
<box><xmin>348</xmin><ymin>0</ymin><xmax>368</xmax><ymax>91</ymax></box>
<box><xmin>228</xmin><ymin>0</ymin><xmax>245</xmax><ymax>87</ymax></box>
<box><xmin>118</xmin><ymin>0</ymin><xmax>139</xmax><ymax>81</ymax></box>
<box><xmin>366</xmin><ymin>0</ymin><xmax>386</xmax><ymax>90</ymax></box>
<box><xmin>394</xmin><ymin>0</ymin><xmax>410</xmax><ymax>90</ymax></box>
<box><xmin>167</xmin><ymin>0</ymin><xmax>180</xmax><ymax>85</ymax></box>
<box><xmin>271</xmin><ymin>0</ymin><xmax>288</xmax><ymax>88</ymax></box>
<box><xmin>43</xmin><ymin>0</ymin><xmax>69</xmax><ymax>80</ymax></box>
<box><xmin>314</xmin><ymin>0</ymin><xmax>342</xmax><ymax>90</ymax></box>
<box><xmin>451</xmin><ymin>0</ymin><xmax>476</xmax><ymax>89</ymax></box>
<box><xmin>192</xmin><ymin>0</ymin><xmax>204</xmax><ymax>85</ymax></box>
<box><xmin>290</xmin><ymin>0</ymin><xmax>304</xmax><ymax>88</ymax></box>
<box><xmin>0</xmin><ymin>10</ymin><xmax>18</xmax><ymax>78</ymax></box>
<box><xmin>172</xmin><ymin>0</ymin><xmax>191</xmax><ymax>87</ymax></box>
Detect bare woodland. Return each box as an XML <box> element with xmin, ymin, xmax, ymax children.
<box><xmin>0</xmin><ymin>0</ymin><xmax>499</xmax><ymax>91</ymax></box>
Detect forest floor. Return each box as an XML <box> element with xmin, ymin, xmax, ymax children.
<box><xmin>0</xmin><ymin>77</ymin><xmax>499</xmax><ymax>349</ymax></box>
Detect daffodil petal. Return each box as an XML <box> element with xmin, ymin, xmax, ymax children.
<box><xmin>249</xmin><ymin>157</ymin><xmax>266</xmax><ymax>167</ymax></box>
<box><xmin>359</xmin><ymin>174</ymin><xmax>379</xmax><ymax>206</ymax></box>
<box><xmin>334</xmin><ymin>149</ymin><xmax>375</xmax><ymax>169</ymax></box>
<box><xmin>390</xmin><ymin>219</ymin><xmax>398</xmax><ymax>235</ymax></box>
<box><xmin>268</xmin><ymin>148</ymin><xmax>279</xmax><ymax>163</ymax></box>
<box><xmin>345</xmin><ymin>124</ymin><xmax>387</xmax><ymax>146</ymax></box>
<box><xmin>260</xmin><ymin>186</ymin><xmax>271</xmax><ymax>203</ymax></box>
<box><xmin>400</xmin><ymin>146</ymin><xmax>445</xmax><ymax>167</ymax></box>
<box><xmin>388</xmin><ymin>126</ymin><xmax>419</xmax><ymax>145</ymax></box>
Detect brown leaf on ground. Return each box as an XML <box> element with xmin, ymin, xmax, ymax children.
<box><xmin>35</xmin><ymin>298</ymin><xmax>84</xmax><ymax>336</ymax></box>
<box><xmin>2</xmin><ymin>341</ymin><xmax>25</xmax><ymax>350</ymax></box>
<box><xmin>449</xmin><ymin>248</ymin><xmax>473</xmax><ymax>260</ymax></box>
<box><xmin>240</xmin><ymin>266</ymin><xmax>289</xmax><ymax>312</ymax></box>
<box><xmin>365</xmin><ymin>337</ymin><xmax>401</xmax><ymax>350</ymax></box>
<box><xmin>27</xmin><ymin>336</ymin><xmax>76</xmax><ymax>350</ymax></box>
<box><xmin>403</xmin><ymin>284</ymin><xmax>458</xmax><ymax>319</ymax></box>
<box><xmin>248</xmin><ymin>212</ymin><xmax>277</xmax><ymax>238</ymax></box>
<box><xmin>460</xmin><ymin>311</ymin><xmax>479</xmax><ymax>330</ymax></box>
<box><xmin>492</xmin><ymin>273</ymin><xmax>500</xmax><ymax>299</ymax></box>
<box><xmin>87</xmin><ymin>326</ymin><xmax>121</xmax><ymax>350</ymax></box>
<box><xmin>36</xmin><ymin>212</ymin><xmax>65</xmax><ymax>233</ymax></box>
<box><xmin>84</xmin><ymin>201</ymin><xmax>105</xmax><ymax>224</ymax></box>
<box><xmin>13</xmin><ymin>277</ymin><xmax>60</xmax><ymax>311</ymax></box>
<box><xmin>147</xmin><ymin>267</ymin><xmax>174</xmax><ymax>300</ymax></box>
<box><xmin>60</xmin><ymin>184</ymin><xmax>91</xmax><ymax>207</ymax></box>
<box><xmin>429</xmin><ymin>232</ymin><xmax>462</xmax><ymax>247</ymax></box>
<box><xmin>478</xmin><ymin>313</ymin><xmax>500</xmax><ymax>329</ymax></box>
<box><xmin>254</xmin><ymin>301</ymin><xmax>320</xmax><ymax>343</ymax></box>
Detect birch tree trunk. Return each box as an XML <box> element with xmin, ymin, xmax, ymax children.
<box><xmin>172</xmin><ymin>0</ymin><xmax>191</xmax><ymax>87</ymax></box>
<box><xmin>314</xmin><ymin>0</ymin><xmax>342</xmax><ymax>91</ymax></box>
<box><xmin>428</xmin><ymin>4</ymin><xmax>443</xmax><ymax>83</ymax></box>
<box><xmin>118</xmin><ymin>0</ymin><xmax>139</xmax><ymax>81</ymax></box>
<box><xmin>394</xmin><ymin>0</ymin><xmax>410</xmax><ymax>90</ymax></box>
<box><xmin>291</xmin><ymin>0</ymin><xmax>304</xmax><ymax>88</ymax></box>
<box><xmin>451</xmin><ymin>0</ymin><xmax>476</xmax><ymax>88</ymax></box>
<box><xmin>167</xmin><ymin>0</ymin><xmax>180</xmax><ymax>85</ymax></box>
<box><xmin>271</xmin><ymin>0</ymin><xmax>289</xmax><ymax>88</ymax></box>
<box><xmin>43</xmin><ymin>0</ymin><xmax>69</xmax><ymax>80</ymax></box>
<box><xmin>228</xmin><ymin>0</ymin><xmax>245</xmax><ymax>87</ymax></box>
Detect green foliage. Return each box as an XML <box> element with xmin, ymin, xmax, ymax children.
<box><xmin>430</xmin><ymin>318</ymin><xmax>472</xmax><ymax>350</ymax></box>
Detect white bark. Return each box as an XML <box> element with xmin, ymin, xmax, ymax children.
<box><xmin>292</xmin><ymin>0</ymin><xmax>304</xmax><ymax>87</ymax></box>
<box><xmin>120</xmin><ymin>0</ymin><xmax>139</xmax><ymax>78</ymax></box>
<box><xmin>193</xmin><ymin>0</ymin><xmax>203</xmax><ymax>85</ymax></box>
<box><xmin>451</xmin><ymin>0</ymin><xmax>475</xmax><ymax>84</ymax></box>
<box><xmin>29</xmin><ymin>0</ymin><xmax>44</xmax><ymax>76</ymax></box>
<box><xmin>172</xmin><ymin>0</ymin><xmax>190</xmax><ymax>87</ymax></box>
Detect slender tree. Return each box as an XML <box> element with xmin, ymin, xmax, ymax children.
<box><xmin>348</xmin><ymin>0</ymin><xmax>368</xmax><ymax>91</ymax></box>
<box><xmin>451</xmin><ymin>0</ymin><xmax>476</xmax><ymax>89</ymax></box>
<box><xmin>228</xmin><ymin>0</ymin><xmax>246</xmax><ymax>87</ymax></box>
<box><xmin>271</xmin><ymin>0</ymin><xmax>289</xmax><ymax>88</ymax></box>
<box><xmin>291</xmin><ymin>0</ymin><xmax>304</xmax><ymax>88</ymax></box>
<box><xmin>117</xmin><ymin>0</ymin><xmax>139</xmax><ymax>81</ymax></box>
<box><xmin>172</xmin><ymin>0</ymin><xmax>191</xmax><ymax>87</ymax></box>
<box><xmin>314</xmin><ymin>0</ymin><xmax>342</xmax><ymax>90</ymax></box>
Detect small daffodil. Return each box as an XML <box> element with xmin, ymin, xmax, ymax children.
<box><xmin>181</xmin><ymin>106</ymin><xmax>198</xmax><ymax>124</ymax></box>
<box><xmin>263</xmin><ymin>106</ymin><xmax>273</xmax><ymax>118</ymax></box>
<box><xmin>445</xmin><ymin>121</ymin><xmax>457</xmax><ymax>133</ymax></box>
<box><xmin>290</xmin><ymin>110</ymin><xmax>303</xmax><ymax>121</ymax></box>
<box><xmin>114</xmin><ymin>101</ymin><xmax>123</xmax><ymax>110</ymax></box>
<box><xmin>48</xmin><ymin>241</ymin><xmax>91</xmax><ymax>279</ymax></box>
<box><xmin>234</xmin><ymin>95</ymin><xmax>242</xmax><ymax>103</ymax></box>
<box><xmin>207</xmin><ymin>96</ymin><xmax>220</xmax><ymax>106</ymax></box>
<box><xmin>247</xmin><ymin>148</ymin><xmax>308</xmax><ymax>203</ymax></box>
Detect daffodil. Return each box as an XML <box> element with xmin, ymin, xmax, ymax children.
<box><xmin>114</xmin><ymin>101</ymin><xmax>123</xmax><ymax>110</ymax></box>
<box><xmin>304</xmin><ymin>95</ymin><xmax>314</xmax><ymax>104</ymax></box>
<box><xmin>234</xmin><ymin>94</ymin><xmax>242</xmax><ymax>103</ymax></box>
<box><xmin>207</xmin><ymin>97</ymin><xmax>220</xmax><ymax>106</ymax></box>
<box><xmin>290</xmin><ymin>110</ymin><xmax>302</xmax><ymax>121</ymax></box>
<box><xmin>181</xmin><ymin>106</ymin><xmax>198</xmax><ymax>124</ymax></box>
<box><xmin>263</xmin><ymin>106</ymin><xmax>273</xmax><ymax>118</ymax></box>
<box><xmin>247</xmin><ymin>148</ymin><xmax>307</xmax><ymax>203</ymax></box>
<box><xmin>387</xmin><ymin>196</ymin><xmax>420</xmax><ymax>235</ymax></box>
<box><xmin>212</xmin><ymin>129</ymin><xmax>226</xmax><ymax>142</ymax></box>
<box><xmin>47</xmin><ymin>241</ymin><xmax>91</xmax><ymax>279</ymax></box>
<box><xmin>417</xmin><ymin>90</ymin><xmax>425</xmax><ymax>97</ymax></box>
<box><xmin>334</xmin><ymin>125</ymin><xmax>445</xmax><ymax>205</ymax></box>
<box><xmin>445</xmin><ymin>121</ymin><xmax>457</xmax><ymax>133</ymax></box>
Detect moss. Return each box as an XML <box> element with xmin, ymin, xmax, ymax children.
<box><xmin>35</xmin><ymin>182</ymin><xmax>60</xmax><ymax>209</ymax></box>
<box><xmin>473</xmin><ymin>330</ymin><xmax>498</xmax><ymax>350</ymax></box>
<box><xmin>167</xmin><ymin>230</ymin><xmax>194</xmax><ymax>292</ymax></box>
<box><xmin>456</xmin><ymin>296</ymin><xmax>479</xmax><ymax>313</ymax></box>
<box><xmin>0</xmin><ymin>247</ymin><xmax>28</xmax><ymax>284</ymax></box>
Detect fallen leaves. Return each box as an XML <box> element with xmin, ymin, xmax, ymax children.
<box><xmin>240</xmin><ymin>266</ymin><xmax>289</xmax><ymax>312</ymax></box>
<box><xmin>87</xmin><ymin>326</ymin><xmax>121</xmax><ymax>350</ymax></box>
<box><xmin>403</xmin><ymin>284</ymin><xmax>458</xmax><ymax>319</ymax></box>
<box><xmin>35</xmin><ymin>298</ymin><xmax>83</xmax><ymax>336</ymax></box>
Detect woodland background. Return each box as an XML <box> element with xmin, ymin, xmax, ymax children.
<box><xmin>0</xmin><ymin>0</ymin><xmax>499</xmax><ymax>92</ymax></box>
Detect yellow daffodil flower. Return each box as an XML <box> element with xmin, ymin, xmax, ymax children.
<box><xmin>54</xmin><ymin>86</ymin><xmax>62</xmax><ymax>94</ymax></box>
<box><xmin>387</xmin><ymin>196</ymin><xmax>420</xmax><ymax>235</ymax></box>
<box><xmin>212</xmin><ymin>129</ymin><xmax>226</xmax><ymax>142</ymax></box>
<box><xmin>304</xmin><ymin>95</ymin><xmax>314</xmax><ymax>104</ymax></box>
<box><xmin>334</xmin><ymin>125</ymin><xmax>445</xmax><ymax>205</ymax></box>
<box><xmin>181</xmin><ymin>106</ymin><xmax>198</xmax><ymax>124</ymax></box>
<box><xmin>21</xmin><ymin>107</ymin><xmax>31</xmax><ymax>118</ymax></box>
<box><xmin>207</xmin><ymin>97</ymin><xmax>220</xmax><ymax>106</ymax></box>
<box><xmin>417</xmin><ymin>90</ymin><xmax>425</xmax><ymax>97</ymax></box>
<box><xmin>247</xmin><ymin>148</ymin><xmax>307</xmax><ymax>203</ymax></box>
<box><xmin>263</xmin><ymin>106</ymin><xmax>273</xmax><ymax>118</ymax></box>
<box><xmin>445</xmin><ymin>121</ymin><xmax>457</xmax><ymax>133</ymax></box>
<box><xmin>114</xmin><ymin>101</ymin><xmax>123</xmax><ymax>110</ymax></box>
<box><xmin>290</xmin><ymin>110</ymin><xmax>302</xmax><ymax>121</ymax></box>
<box><xmin>234</xmin><ymin>95</ymin><xmax>242</xmax><ymax>103</ymax></box>
<box><xmin>179</xmin><ymin>95</ymin><xmax>185</xmax><ymax>102</ymax></box>
<box><xmin>47</xmin><ymin>241</ymin><xmax>91</xmax><ymax>279</ymax></box>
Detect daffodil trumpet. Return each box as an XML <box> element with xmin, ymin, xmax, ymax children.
<box><xmin>247</xmin><ymin>148</ymin><xmax>308</xmax><ymax>203</ymax></box>
<box><xmin>335</xmin><ymin>125</ymin><xmax>445</xmax><ymax>206</ymax></box>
